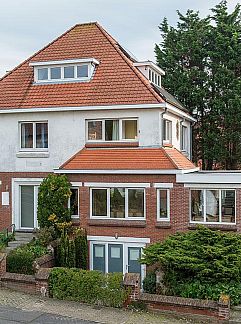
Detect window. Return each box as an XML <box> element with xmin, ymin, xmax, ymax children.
<box><xmin>20</xmin><ymin>122</ymin><xmax>48</xmax><ymax>150</ymax></box>
<box><xmin>163</xmin><ymin>119</ymin><xmax>172</xmax><ymax>143</ymax></box>
<box><xmin>91</xmin><ymin>188</ymin><xmax>145</xmax><ymax>219</ymax></box>
<box><xmin>191</xmin><ymin>189</ymin><xmax>235</xmax><ymax>224</ymax></box>
<box><xmin>69</xmin><ymin>188</ymin><xmax>79</xmax><ymax>218</ymax></box>
<box><xmin>157</xmin><ymin>189</ymin><xmax>170</xmax><ymax>220</ymax></box>
<box><xmin>36</xmin><ymin>64</ymin><xmax>89</xmax><ymax>82</ymax></box>
<box><xmin>86</xmin><ymin>119</ymin><xmax>138</xmax><ymax>142</ymax></box>
<box><xmin>181</xmin><ymin>125</ymin><xmax>188</xmax><ymax>151</ymax></box>
<box><xmin>148</xmin><ymin>68</ymin><xmax>161</xmax><ymax>87</ymax></box>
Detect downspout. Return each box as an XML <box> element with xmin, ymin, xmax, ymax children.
<box><xmin>161</xmin><ymin>107</ymin><xmax>167</xmax><ymax>147</ymax></box>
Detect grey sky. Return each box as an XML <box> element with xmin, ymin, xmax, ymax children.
<box><xmin>0</xmin><ymin>0</ymin><xmax>239</xmax><ymax>77</ymax></box>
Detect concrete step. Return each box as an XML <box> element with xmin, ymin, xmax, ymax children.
<box><xmin>8</xmin><ymin>241</ymin><xmax>26</xmax><ymax>248</ymax></box>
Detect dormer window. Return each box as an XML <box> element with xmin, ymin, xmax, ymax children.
<box><xmin>30</xmin><ymin>58</ymin><xmax>99</xmax><ymax>84</ymax></box>
<box><xmin>134</xmin><ymin>61</ymin><xmax>165</xmax><ymax>88</ymax></box>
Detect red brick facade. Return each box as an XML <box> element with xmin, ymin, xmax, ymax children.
<box><xmin>1</xmin><ymin>172</ymin><xmax>240</xmax><ymax>243</ymax></box>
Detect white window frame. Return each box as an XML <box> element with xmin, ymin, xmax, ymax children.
<box><xmin>90</xmin><ymin>187</ymin><xmax>146</xmax><ymax>220</ymax></box>
<box><xmin>157</xmin><ymin>189</ymin><xmax>170</xmax><ymax>221</ymax></box>
<box><xmin>19</xmin><ymin>121</ymin><xmax>48</xmax><ymax>152</ymax></box>
<box><xmin>190</xmin><ymin>189</ymin><xmax>236</xmax><ymax>225</ymax></box>
<box><xmin>89</xmin><ymin>238</ymin><xmax>147</xmax><ymax>280</ymax></box>
<box><xmin>181</xmin><ymin>125</ymin><xmax>188</xmax><ymax>152</ymax></box>
<box><xmin>86</xmin><ymin>118</ymin><xmax>139</xmax><ymax>142</ymax></box>
<box><xmin>163</xmin><ymin>119</ymin><xmax>172</xmax><ymax>144</ymax></box>
<box><xmin>148</xmin><ymin>68</ymin><xmax>161</xmax><ymax>87</ymax></box>
<box><xmin>68</xmin><ymin>187</ymin><xmax>79</xmax><ymax>219</ymax></box>
<box><xmin>34</xmin><ymin>63</ymin><xmax>91</xmax><ymax>83</ymax></box>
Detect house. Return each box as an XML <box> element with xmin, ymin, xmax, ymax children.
<box><xmin>0</xmin><ymin>22</ymin><xmax>239</xmax><ymax>278</ymax></box>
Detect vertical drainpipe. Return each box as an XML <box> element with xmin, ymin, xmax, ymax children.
<box><xmin>161</xmin><ymin>107</ymin><xmax>167</xmax><ymax>147</ymax></box>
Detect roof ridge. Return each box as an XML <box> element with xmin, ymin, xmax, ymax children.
<box><xmin>0</xmin><ymin>23</ymin><xmax>85</xmax><ymax>82</ymax></box>
<box><xmin>161</xmin><ymin>147</ymin><xmax>179</xmax><ymax>170</ymax></box>
<box><xmin>95</xmin><ymin>22</ymin><xmax>162</xmax><ymax>104</ymax></box>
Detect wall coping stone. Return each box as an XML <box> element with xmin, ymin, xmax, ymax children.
<box><xmin>1</xmin><ymin>272</ymin><xmax>36</xmax><ymax>284</ymax></box>
<box><xmin>35</xmin><ymin>268</ymin><xmax>52</xmax><ymax>281</ymax></box>
<box><xmin>141</xmin><ymin>293</ymin><xmax>218</xmax><ymax>310</ymax></box>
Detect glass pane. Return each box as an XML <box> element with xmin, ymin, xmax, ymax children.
<box><xmin>128</xmin><ymin>189</ymin><xmax>144</xmax><ymax>217</ymax></box>
<box><xmin>206</xmin><ymin>190</ymin><xmax>219</xmax><ymax>222</ymax></box>
<box><xmin>128</xmin><ymin>247</ymin><xmax>141</xmax><ymax>274</ymax></box>
<box><xmin>108</xmin><ymin>244</ymin><xmax>123</xmax><ymax>273</ymax></box>
<box><xmin>122</xmin><ymin>120</ymin><xmax>138</xmax><ymax>140</ymax></box>
<box><xmin>182</xmin><ymin>126</ymin><xmax>188</xmax><ymax>151</ymax></box>
<box><xmin>221</xmin><ymin>190</ymin><xmax>235</xmax><ymax>223</ymax></box>
<box><xmin>38</xmin><ymin>68</ymin><xmax>48</xmax><ymax>80</ymax></box>
<box><xmin>191</xmin><ymin>190</ymin><xmax>204</xmax><ymax>222</ymax></box>
<box><xmin>159</xmin><ymin>190</ymin><xmax>168</xmax><ymax>219</ymax></box>
<box><xmin>77</xmin><ymin>65</ymin><xmax>88</xmax><ymax>78</ymax></box>
<box><xmin>21</xmin><ymin>123</ymin><xmax>33</xmax><ymax>149</ymax></box>
<box><xmin>110</xmin><ymin>188</ymin><xmax>125</xmax><ymax>218</ymax></box>
<box><xmin>88</xmin><ymin>121</ymin><xmax>102</xmax><ymax>140</ymax></box>
<box><xmin>64</xmin><ymin>66</ymin><xmax>74</xmax><ymax>78</ymax></box>
<box><xmin>50</xmin><ymin>67</ymin><xmax>61</xmax><ymax>79</ymax></box>
<box><xmin>93</xmin><ymin>244</ymin><xmax>105</xmax><ymax>272</ymax></box>
<box><xmin>21</xmin><ymin>186</ymin><xmax>34</xmax><ymax>228</ymax></box>
<box><xmin>92</xmin><ymin>189</ymin><xmax>107</xmax><ymax>216</ymax></box>
<box><xmin>36</xmin><ymin>123</ymin><xmax>48</xmax><ymax>148</ymax></box>
<box><xmin>105</xmin><ymin>120</ymin><xmax>119</xmax><ymax>141</ymax></box>
<box><xmin>70</xmin><ymin>189</ymin><xmax>79</xmax><ymax>216</ymax></box>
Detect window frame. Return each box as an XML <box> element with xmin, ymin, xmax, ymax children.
<box><xmin>34</xmin><ymin>63</ymin><xmax>90</xmax><ymax>83</ymax></box>
<box><xmin>19</xmin><ymin>121</ymin><xmax>48</xmax><ymax>151</ymax></box>
<box><xmin>90</xmin><ymin>187</ymin><xmax>146</xmax><ymax>220</ymax></box>
<box><xmin>163</xmin><ymin>119</ymin><xmax>172</xmax><ymax>144</ymax></box>
<box><xmin>190</xmin><ymin>188</ymin><xmax>236</xmax><ymax>225</ymax></box>
<box><xmin>181</xmin><ymin>125</ymin><xmax>188</xmax><ymax>152</ymax></box>
<box><xmin>86</xmin><ymin>118</ymin><xmax>139</xmax><ymax>143</ymax></box>
<box><xmin>68</xmin><ymin>187</ymin><xmax>79</xmax><ymax>219</ymax></box>
<box><xmin>157</xmin><ymin>189</ymin><xmax>170</xmax><ymax>221</ymax></box>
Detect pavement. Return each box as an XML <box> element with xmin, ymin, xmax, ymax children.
<box><xmin>0</xmin><ymin>288</ymin><xmax>210</xmax><ymax>324</ymax></box>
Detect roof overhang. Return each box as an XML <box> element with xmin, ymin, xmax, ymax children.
<box><xmin>54</xmin><ymin>168</ymin><xmax>199</xmax><ymax>175</ymax></box>
<box><xmin>0</xmin><ymin>103</ymin><xmax>196</xmax><ymax>121</ymax></box>
<box><xmin>29</xmin><ymin>58</ymin><xmax>100</xmax><ymax>67</ymax></box>
<box><xmin>133</xmin><ymin>61</ymin><xmax>165</xmax><ymax>75</ymax></box>
<box><xmin>177</xmin><ymin>171</ymin><xmax>241</xmax><ymax>184</ymax></box>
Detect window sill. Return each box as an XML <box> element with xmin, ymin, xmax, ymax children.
<box><xmin>188</xmin><ymin>223</ymin><xmax>237</xmax><ymax>231</ymax></box>
<box><xmin>155</xmin><ymin>221</ymin><xmax>171</xmax><ymax>228</ymax></box>
<box><xmin>16</xmin><ymin>152</ymin><xmax>49</xmax><ymax>158</ymax></box>
<box><xmin>88</xmin><ymin>219</ymin><xmax>146</xmax><ymax>228</ymax></box>
<box><xmin>85</xmin><ymin>142</ymin><xmax>139</xmax><ymax>148</ymax></box>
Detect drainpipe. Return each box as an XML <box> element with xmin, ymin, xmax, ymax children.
<box><xmin>161</xmin><ymin>107</ymin><xmax>167</xmax><ymax>147</ymax></box>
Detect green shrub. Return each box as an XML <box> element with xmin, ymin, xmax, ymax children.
<box><xmin>37</xmin><ymin>174</ymin><xmax>72</xmax><ymax>230</ymax></box>
<box><xmin>143</xmin><ymin>272</ymin><xmax>156</xmax><ymax>294</ymax></box>
<box><xmin>74</xmin><ymin>228</ymin><xmax>88</xmax><ymax>269</ymax></box>
<box><xmin>141</xmin><ymin>226</ymin><xmax>241</xmax><ymax>283</ymax></box>
<box><xmin>6</xmin><ymin>241</ymin><xmax>48</xmax><ymax>275</ymax></box>
<box><xmin>36</xmin><ymin>226</ymin><xmax>56</xmax><ymax>246</ymax></box>
<box><xmin>169</xmin><ymin>280</ymin><xmax>241</xmax><ymax>306</ymax></box>
<box><xmin>49</xmin><ymin>268</ymin><xmax>128</xmax><ymax>307</ymax></box>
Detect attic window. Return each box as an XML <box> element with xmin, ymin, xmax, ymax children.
<box><xmin>30</xmin><ymin>58</ymin><xmax>99</xmax><ymax>84</ymax></box>
<box><xmin>148</xmin><ymin>68</ymin><xmax>160</xmax><ymax>87</ymax></box>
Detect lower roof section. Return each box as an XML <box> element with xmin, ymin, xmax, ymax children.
<box><xmin>57</xmin><ymin>146</ymin><xmax>198</xmax><ymax>174</ymax></box>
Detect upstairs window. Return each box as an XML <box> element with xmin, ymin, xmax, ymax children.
<box><xmin>87</xmin><ymin>119</ymin><xmax>138</xmax><ymax>142</ymax></box>
<box><xmin>68</xmin><ymin>188</ymin><xmax>79</xmax><ymax>218</ymax></box>
<box><xmin>30</xmin><ymin>58</ymin><xmax>99</xmax><ymax>83</ymax></box>
<box><xmin>181</xmin><ymin>125</ymin><xmax>188</xmax><ymax>151</ymax></box>
<box><xmin>157</xmin><ymin>189</ymin><xmax>170</xmax><ymax>221</ymax></box>
<box><xmin>191</xmin><ymin>189</ymin><xmax>235</xmax><ymax>224</ymax></box>
<box><xmin>20</xmin><ymin>122</ymin><xmax>48</xmax><ymax>150</ymax></box>
<box><xmin>148</xmin><ymin>68</ymin><xmax>161</xmax><ymax>87</ymax></box>
<box><xmin>163</xmin><ymin>119</ymin><xmax>172</xmax><ymax>143</ymax></box>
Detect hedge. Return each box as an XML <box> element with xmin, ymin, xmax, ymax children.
<box><xmin>7</xmin><ymin>241</ymin><xmax>48</xmax><ymax>275</ymax></box>
<box><xmin>49</xmin><ymin>268</ymin><xmax>128</xmax><ymax>307</ymax></box>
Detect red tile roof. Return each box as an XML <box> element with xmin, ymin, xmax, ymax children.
<box><xmin>0</xmin><ymin>22</ymin><xmax>164</xmax><ymax>110</ymax></box>
<box><xmin>60</xmin><ymin>147</ymin><xmax>197</xmax><ymax>171</ymax></box>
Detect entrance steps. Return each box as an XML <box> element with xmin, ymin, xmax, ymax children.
<box><xmin>5</xmin><ymin>232</ymin><xmax>35</xmax><ymax>254</ymax></box>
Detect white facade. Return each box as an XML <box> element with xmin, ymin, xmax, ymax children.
<box><xmin>0</xmin><ymin>105</ymin><xmax>192</xmax><ymax>173</ymax></box>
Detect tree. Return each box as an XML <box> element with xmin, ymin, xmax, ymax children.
<box><xmin>155</xmin><ymin>1</ymin><xmax>241</xmax><ymax>169</ymax></box>
<box><xmin>37</xmin><ymin>174</ymin><xmax>72</xmax><ymax>229</ymax></box>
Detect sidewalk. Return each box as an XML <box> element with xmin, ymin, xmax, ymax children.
<box><xmin>0</xmin><ymin>288</ymin><xmax>207</xmax><ymax>323</ymax></box>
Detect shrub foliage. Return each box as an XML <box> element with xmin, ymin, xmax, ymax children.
<box><xmin>141</xmin><ymin>226</ymin><xmax>241</xmax><ymax>304</ymax></box>
<box><xmin>7</xmin><ymin>241</ymin><xmax>48</xmax><ymax>275</ymax></box>
<box><xmin>37</xmin><ymin>174</ymin><xmax>72</xmax><ymax>229</ymax></box>
<box><xmin>49</xmin><ymin>268</ymin><xmax>128</xmax><ymax>307</ymax></box>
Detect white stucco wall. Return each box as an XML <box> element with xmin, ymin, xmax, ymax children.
<box><xmin>0</xmin><ymin>108</ymin><xmax>166</xmax><ymax>173</ymax></box>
